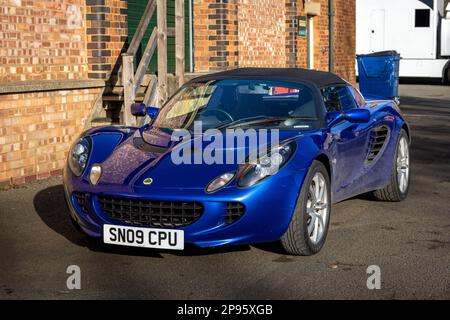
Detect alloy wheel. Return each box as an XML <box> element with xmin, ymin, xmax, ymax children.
<box><xmin>396</xmin><ymin>136</ymin><xmax>410</xmax><ymax>193</ymax></box>
<box><xmin>306</xmin><ymin>172</ymin><xmax>329</xmax><ymax>244</ymax></box>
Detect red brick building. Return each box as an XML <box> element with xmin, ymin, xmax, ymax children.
<box><xmin>0</xmin><ymin>0</ymin><xmax>355</xmax><ymax>185</ymax></box>
<box><xmin>194</xmin><ymin>0</ymin><xmax>356</xmax><ymax>80</ymax></box>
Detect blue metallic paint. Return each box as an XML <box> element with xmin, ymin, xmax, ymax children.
<box><xmin>63</xmin><ymin>91</ymin><xmax>409</xmax><ymax>248</ymax></box>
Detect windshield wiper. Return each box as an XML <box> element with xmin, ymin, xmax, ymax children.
<box><xmin>217</xmin><ymin>116</ymin><xmax>316</xmax><ymax>129</ymax></box>
<box><xmin>217</xmin><ymin>116</ymin><xmax>287</xmax><ymax>130</ymax></box>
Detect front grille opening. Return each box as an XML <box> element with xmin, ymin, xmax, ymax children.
<box><xmin>225</xmin><ymin>202</ymin><xmax>245</xmax><ymax>224</ymax></box>
<box><xmin>73</xmin><ymin>192</ymin><xmax>89</xmax><ymax>214</ymax></box>
<box><xmin>366</xmin><ymin>125</ymin><xmax>390</xmax><ymax>163</ymax></box>
<box><xmin>98</xmin><ymin>196</ymin><xmax>204</xmax><ymax>228</ymax></box>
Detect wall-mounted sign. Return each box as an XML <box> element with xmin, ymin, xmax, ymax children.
<box><xmin>305</xmin><ymin>1</ymin><xmax>321</xmax><ymax>16</ymax></box>
<box><xmin>298</xmin><ymin>16</ymin><xmax>307</xmax><ymax>37</ymax></box>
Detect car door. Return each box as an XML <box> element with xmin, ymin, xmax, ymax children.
<box><xmin>322</xmin><ymin>85</ymin><xmax>372</xmax><ymax>201</ymax></box>
<box><xmin>349</xmin><ymin>84</ymin><xmax>397</xmax><ymax>191</ymax></box>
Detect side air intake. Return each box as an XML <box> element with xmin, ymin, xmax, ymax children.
<box><xmin>366</xmin><ymin>125</ymin><xmax>390</xmax><ymax>163</ymax></box>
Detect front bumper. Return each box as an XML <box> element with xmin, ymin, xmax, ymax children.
<box><xmin>63</xmin><ymin>166</ymin><xmax>306</xmax><ymax>248</ymax></box>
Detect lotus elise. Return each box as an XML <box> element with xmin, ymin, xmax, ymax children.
<box><xmin>63</xmin><ymin>68</ymin><xmax>411</xmax><ymax>255</ymax></box>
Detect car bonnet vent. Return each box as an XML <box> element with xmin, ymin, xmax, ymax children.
<box><xmin>366</xmin><ymin>125</ymin><xmax>390</xmax><ymax>163</ymax></box>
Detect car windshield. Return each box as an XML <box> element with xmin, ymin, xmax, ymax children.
<box><xmin>151</xmin><ymin>79</ymin><xmax>320</xmax><ymax>131</ymax></box>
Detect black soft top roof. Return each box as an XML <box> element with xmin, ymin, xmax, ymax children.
<box><xmin>188</xmin><ymin>67</ymin><xmax>346</xmax><ymax>87</ymax></box>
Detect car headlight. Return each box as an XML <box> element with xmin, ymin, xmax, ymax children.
<box><xmin>68</xmin><ymin>137</ymin><xmax>91</xmax><ymax>176</ymax></box>
<box><xmin>237</xmin><ymin>141</ymin><xmax>296</xmax><ymax>188</ymax></box>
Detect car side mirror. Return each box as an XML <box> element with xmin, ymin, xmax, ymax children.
<box><xmin>327</xmin><ymin>108</ymin><xmax>370</xmax><ymax>128</ymax></box>
<box><xmin>146</xmin><ymin>106</ymin><xmax>159</xmax><ymax>119</ymax></box>
<box><xmin>131</xmin><ymin>103</ymin><xmax>159</xmax><ymax>119</ymax></box>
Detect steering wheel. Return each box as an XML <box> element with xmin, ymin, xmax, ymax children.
<box><xmin>202</xmin><ymin>109</ymin><xmax>234</xmax><ymax>122</ymax></box>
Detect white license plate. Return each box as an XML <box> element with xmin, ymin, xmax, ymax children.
<box><xmin>103</xmin><ymin>224</ymin><xmax>184</xmax><ymax>250</ymax></box>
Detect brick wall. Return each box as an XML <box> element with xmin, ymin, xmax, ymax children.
<box><xmin>0</xmin><ymin>0</ymin><xmax>116</xmax><ymax>186</ymax></box>
<box><xmin>0</xmin><ymin>88</ymin><xmax>102</xmax><ymax>185</ymax></box>
<box><xmin>0</xmin><ymin>0</ymin><xmax>88</xmax><ymax>81</ymax></box>
<box><xmin>192</xmin><ymin>0</ymin><xmax>356</xmax><ymax>82</ymax></box>
<box><xmin>285</xmin><ymin>0</ymin><xmax>297</xmax><ymax>68</ymax></box>
<box><xmin>192</xmin><ymin>0</ymin><xmax>210</xmax><ymax>71</ymax></box>
<box><xmin>238</xmin><ymin>0</ymin><xmax>286</xmax><ymax>68</ymax></box>
<box><xmin>86</xmin><ymin>0</ymin><xmax>128</xmax><ymax>80</ymax></box>
<box><xmin>0</xmin><ymin>0</ymin><xmax>127</xmax><ymax>82</ymax></box>
<box><xmin>333</xmin><ymin>0</ymin><xmax>356</xmax><ymax>82</ymax></box>
<box><xmin>313</xmin><ymin>0</ymin><xmax>331</xmax><ymax>73</ymax></box>
<box><xmin>295</xmin><ymin>2</ymin><xmax>307</xmax><ymax>69</ymax></box>
<box><xmin>193</xmin><ymin>0</ymin><xmax>238</xmax><ymax>72</ymax></box>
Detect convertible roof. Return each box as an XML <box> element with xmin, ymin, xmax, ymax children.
<box><xmin>188</xmin><ymin>67</ymin><xmax>346</xmax><ymax>87</ymax></box>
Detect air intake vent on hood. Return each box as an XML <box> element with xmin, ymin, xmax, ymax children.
<box><xmin>133</xmin><ymin>137</ymin><xmax>168</xmax><ymax>153</ymax></box>
<box><xmin>366</xmin><ymin>125</ymin><xmax>390</xmax><ymax>164</ymax></box>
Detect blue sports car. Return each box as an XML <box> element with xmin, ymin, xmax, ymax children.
<box><xmin>63</xmin><ymin>68</ymin><xmax>411</xmax><ymax>255</ymax></box>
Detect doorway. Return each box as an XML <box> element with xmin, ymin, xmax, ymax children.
<box><xmin>370</xmin><ymin>9</ymin><xmax>385</xmax><ymax>52</ymax></box>
<box><xmin>307</xmin><ymin>16</ymin><xmax>314</xmax><ymax>69</ymax></box>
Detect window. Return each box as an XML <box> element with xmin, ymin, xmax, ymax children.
<box><xmin>348</xmin><ymin>85</ymin><xmax>366</xmax><ymax>108</ymax></box>
<box><xmin>415</xmin><ymin>9</ymin><xmax>430</xmax><ymax>27</ymax></box>
<box><xmin>321</xmin><ymin>86</ymin><xmax>357</xmax><ymax>112</ymax></box>
<box><xmin>152</xmin><ymin>80</ymin><xmax>321</xmax><ymax>130</ymax></box>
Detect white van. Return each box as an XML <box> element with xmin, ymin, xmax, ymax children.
<box><xmin>356</xmin><ymin>0</ymin><xmax>450</xmax><ymax>82</ymax></box>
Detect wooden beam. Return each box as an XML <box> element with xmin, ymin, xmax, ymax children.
<box><xmin>121</xmin><ymin>53</ymin><xmax>136</xmax><ymax>126</ymax></box>
<box><xmin>138</xmin><ymin>76</ymin><xmax>158</xmax><ymax>127</ymax></box>
<box><xmin>175</xmin><ymin>0</ymin><xmax>185</xmax><ymax>86</ymax></box>
<box><xmin>127</xmin><ymin>0</ymin><xmax>156</xmax><ymax>55</ymax></box>
<box><xmin>157</xmin><ymin>0</ymin><xmax>168</xmax><ymax>107</ymax></box>
<box><xmin>117</xmin><ymin>0</ymin><xmax>156</xmax><ymax>77</ymax></box>
<box><xmin>143</xmin><ymin>75</ymin><xmax>158</xmax><ymax>106</ymax></box>
<box><xmin>133</xmin><ymin>27</ymin><xmax>158</xmax><ymax>92</ymax></box>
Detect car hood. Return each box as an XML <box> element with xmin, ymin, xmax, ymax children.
<box><xmin>97</xmin><ymin>126</ymin><xmax>306</xmax><ymax>189</ymax></box>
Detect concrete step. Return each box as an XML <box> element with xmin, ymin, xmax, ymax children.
<box><xmin>102</xmin><ymin>95</ymin><xmax>145</xmax><ymax>103</ymax></box>
<box><xmin>90</xmin><ymin>117</ymin><xmax>121</xmax><ymax>126</ymax></box>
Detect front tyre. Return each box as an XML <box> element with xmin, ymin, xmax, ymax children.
<box><xmin>281</xmin><ymin>161</ymin><xmax>331</xmax><ymax>256</ymax></box>
<box><xmin>373</xmin><ymin>129</ymin><xmax>410</xmax><ymax>201</ymax></box>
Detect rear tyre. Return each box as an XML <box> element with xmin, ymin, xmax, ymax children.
<box><xmin>281</xmin><ymin>161</ymin><xmax>331</xmax><ymax>256</ymax></box>
<box><xmin>373</xmin><ymin>129</ymin><xmax>410</xmax><ymax>201</ymax></box>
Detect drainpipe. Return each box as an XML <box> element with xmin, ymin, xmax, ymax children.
<box><xmin>328</xmin><ymin>0</ymin><xmax>334</xmax><ymax>72</ymax></box>
<box><xmin>189</xmin><ymin>0</ymin><xmax>194</xmax><ymax>72</ymax></box>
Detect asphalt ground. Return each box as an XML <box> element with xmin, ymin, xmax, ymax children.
<box><xmin>1</xmin><ymin>84</ymin><xmax>449</xmax><ymax>299</ymax></box>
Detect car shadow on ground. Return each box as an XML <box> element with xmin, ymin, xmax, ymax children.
<box><xmin>400</xmin><ymin>96</ymin><xmax>450</xmax><ymax>110</ymax></box>
<box><xmin>33</xmin><ymin>184</ymin><xmax>285</xmax><ymax>258</ymax></box>
<box><xmin>398</xmin><ymin>77</ymin><xmax>446</xmax><ymax>85</ymax></box>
